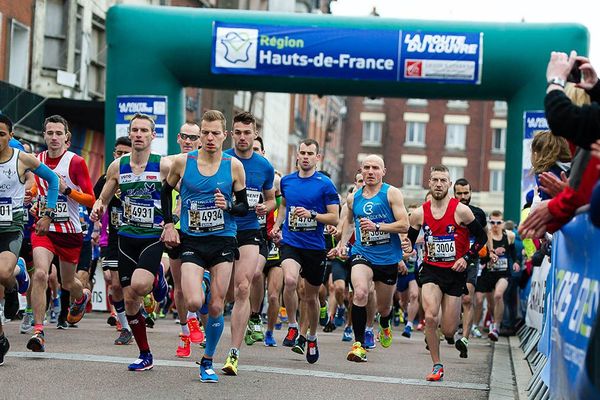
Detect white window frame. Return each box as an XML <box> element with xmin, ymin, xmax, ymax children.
<box><xmin>492</xmin><ymin>127</ymin><xmax>506</xmax><ymax>153</ymax></box>
<box><xmin>405</xmin><ymin>121</ymin><xmax>426</xmax><ymax>147</ymax></box>
<box><xmin>447</xmin><ymin>166</ymin><xmax>465</xmax><ymax>182</ymax></box>
<box><xmin>445</xmin><ymin>124</ymin><xmax>466</xmax><ymax>150</ymax></box>
<box><xmin>88</xmin><ymin>14</ymin><xmax>106</xmax><ymax>97</ymax></box>
<box><xmin>403</xmin><ymin>164</ymin><xmax>424</xmax><ymax>188</ymax></box>
<box><xmin>42</xmin><ymin>0</ymin><xmax>68</xmax><ymax>71</ymax></box>
<box><xmin>8</xmin><ymin>19</ymin><xmax>30</xmax><ymax>88</ymax></box>
<box><xmin>490</xmin><ymin>169</ymin><xmax>504</xmax><ymax>192</ymax></box>
<box><xmin>361</xmin><ymin>120</ymin><xmax>382</xmax><ymax>146</ymax></box>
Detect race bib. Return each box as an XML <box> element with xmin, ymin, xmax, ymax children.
<box><xmin>359</xmin><ymin>226</ymin><xmax>391</xmax><ymax>247</ymax></box>
<box><xmin>288</xmin><ymin>206</ymin><xmax>317</xmax><ymax>232</ymax></box>
<box><xmin>247</xmin><ymin>189</ymin><xmax>261</xmax><ymax>210</ymax></box>
<box><xmin>110</xmin><ymin>206</ymin><xmax>123</xmax><ymax>228</ymax></box>
<box><xmin>188</xmin><ymin>201</ymin><xmax>224</xmax><ymax>232</ymax></box>
<box><xmin>0</xmin><ymin>197</ymin><xmax>12</xmax><ymax>226</ymax></box>
<box><xmin>492</xmin><ymin>256</ymin><xmax>508</xmax><ymax>272</ymax></box>
<box><xmin>124</xmin><ymin>198</ymin><xmax>155</xmax><ymax>228</ymax></box>
<box><xmin>427</xmin><ymin>235</ymin><xmax>456</xmax><ymax>262</ymax></box>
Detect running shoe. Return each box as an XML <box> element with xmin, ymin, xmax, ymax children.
<box><xmin>282</xmin><ymin>326</ymin><xmax>299</xmax><ymax>347</ymax></box>
<box><xmin>402</xmin><ymin>325</ymin><xmax>412</xmax><ymax>338</ymax></box>
<box><xmin>250</xmin><ymin>316</ymin><xmax>265</xmax><ymax>342</ymax></box>
<box><xmin>153</xmin><ymin>263</ymin><xmax>168</xmax><ymax>303</ymax></box>
<box><xmin>0</xmin><ymin>335</ymin><xmax>9</xmax><ymax>366</ymax></box>
<box><xmin>188</xmin><ymin>317</ymin><xmax>204</xmax><ymax>344</ymax></box>
<box><xmin>115</xmin><ymin>329</ymin><xmax>133</xmax><ymax>346</ymax></box>
<box><xmin>416</xmin><ymin>319</ymin><xmax>425</xmax><ymax>331</ymax></box>
<box><xmin>379</xmin><ymin>327</ymin><xmax>393</xmax><ymax>348</ymax></box>
<box><xmin>107</xmin><ymin>313</ymin><xmax>117</xmax><ymax>327</ymax></box>
<box><xmin>0</xmin><ymin>304</ymin><xmax>7</xmax><ymax>325</ymax></box>
<box><xmin>471</xmin><ymin>326</ymin><xmax>483</xmax><ymax>338</ymax></box>
<box><xmin>306</xmin><ymin>338</ymin><xmax>319</xmax><ymax>364</ymax></box>
<box><xmin>323</xmin><ymin>319</ymin><xmax>336</xmax><ymax>333</ymax></box>
<box><xmin>145</xmin><ymin>313</ymin><xmax>155</xmax><ymax>329</ymax></box>
<box><xmin>158</xmin><ymin>311</ymin><xmax>166</xmax><ymax>319</ymax></box>
<box><xmin>334</xmin><ymin>306</ymin><xmax>345</xmax><ymax>327</ymax></box>
<box><xmin>455</xmin><ymin>337</ymin><xmax>468</xmax><ymax>358</ymax></box>
<box><xmin>20</xmin><ymin>312</ymin><xmax>33</xmax><ymax>334</ymax></box>
<box><xmin>199</xmin><ymin>358</ymin><xmax>218</xmax><ymax>383</ymax></box>
<box><xmin>143</xmin><ymin>294</ymin><xmax>157</xmax><ymax>314</ymax></box>
<box><xmin>342</xmin><ymin>326</ymin><xmax>353</xmax><ymax>342</ymax></box>
<box><xmin>364</xmin><ymin>330</ymin><xmax>376</xmax><ymax>349</ymax></box>
<box><xmin>346</xmin><ymin>341</ymin><xmax>367</xmax><ymax>362</ymax></box>
<box><xmin>445</xmin><ymin>335</ymin><xmax>455</xmax><ymax>345</ymax></box>
<box><xmin>393</xmin><ymin>309</ymin><xmax>401</xmax><ymax>327</ymax></box>
<box><xmin>319</xmin><ymin>305</ymin><xmax>328</xmax><ymax>326</ymax></box>
<box><xmin>279</xmin><ymin>307</ymin><xmax>288</xmax><ymax>323</ymax></box>
<box><xmin>49</xmin><ymin>307</ymin><xmax>58</xmax><ymax>324</ymax></box>
<box><xmin>292</xmin><ymin>335</ymin><xmax>306</xmax><ymax>355</ymax></box>
<box><xmin>56</xmin><ymin>319</ymin><xmax>68</xmax><ymax>330</ymax></box>
<box><xmin>66</xmin><ymin>288</ymin><xmax>91</xmax><ymax>325</ymax></box>
<box><xmin>128</xmin><ymin>352</ymin><xmax>153</xmax><ymax>371</ymax></box>
<box><xmin>488</xmin><ymin>329</ymin><xmax>499</xmax><ymax>342</ymax></box>
<box><xmin>27</xmin><ymin>330</ymin><xmax>45</xmax><ymax>352</ymax></box>
<box><xmin>244</xmin><ymin>324</ymin><xmax>256</xmax><ymax>346</ymax></box>
<box><xmin>425</xmin><ymin>364</ymin><xmax>444</xmax><ymax>381</ymax></box>
<box><xmin>222</xmin><ymin>349</ymin><xmax>239</xmax><ymax>376</ymax></box>
<box><xmin>15</xmin><ymin>257</ymin><xmax>30</xmax><ymax>294</ymax></box>
<box><xmin>264</xmin><ymin>330</ymin><xmax>277</xmax><ymax>347</ymax></box>
<box><xmin>116</xmin><ymin>319</ymin><xmax>123</xmax><ymax>331</ymax></box>
<box><xmin>176</xmin><ymin>333</ymin><xmax>191</xmax><ymax>357</ymax></box>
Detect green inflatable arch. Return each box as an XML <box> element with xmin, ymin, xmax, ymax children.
<box><xmin>105</xmin><ymin>5</ymin><xmax>588</xmax><ymax>221</ymax></box>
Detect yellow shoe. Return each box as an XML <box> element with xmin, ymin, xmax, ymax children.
<box><xmin>379</xmin><ymin>326</ymin><xmax>393</xmax><ymax>348</ymax></box>
<box><xmin>221</xmin><ymin>350</ymin><xmax>239</xmax><ymax>376</ymax></box>
<box><xmin>346</xmin><ymin>342</ymin><xmax>367</xmax><ymax>362</ymax></box>
<box><xmin>143</xmin><ymin>294</ymin><xmax>157</xmax><ymax>314</ymax></box>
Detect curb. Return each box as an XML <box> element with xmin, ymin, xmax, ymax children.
<box><xmin>489</xmin><ymin>336</ymin><xmax>517</xmax><ymax>400</ymax></box>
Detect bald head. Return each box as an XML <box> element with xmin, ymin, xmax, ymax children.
<box><xmin>361</xmin><ymin>154</ymin><xmax>386</xmax><ymax>186</ymax></box>
<box><xmin>362</xmin><ymin>154</ymin><xmax>385</xmax><ymax>168</ymax></box>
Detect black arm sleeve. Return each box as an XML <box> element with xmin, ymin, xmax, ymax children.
<box><xmin>508</xmin><ymin>242</ymin><xmax>517</xmax><ymax>264</ymax></box>
<box><xmin>229</xmin><ymin>188</ymin><xmax>249</xmax><ymax>217</ymax></box>
<box><xmin>161</xmin><ymin>180</ymin><xmax>175</xmax><ymax>224</ymax></box>
<box><xmin>407</xmin><ymin>226</ymin><xmax>420</xmax><ymax>249</ymax></box>
<box><xmin>464</xmin><ymin>219</ymin><xmax>487</xmax><ymax>260</ymax></box>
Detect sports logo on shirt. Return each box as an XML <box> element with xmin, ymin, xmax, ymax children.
<box><xmin>446</xmin><ymin>225</ymin><xmax>456</xmax><ymax>234</ymax></box>
<box><xmin>362</xmin><ymin>202</ymin><xmax>374</xmax><ymax>216</ymax></box>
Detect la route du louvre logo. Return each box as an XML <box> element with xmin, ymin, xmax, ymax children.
<box><xmin>214</xmin><ymin>26</ymin><xmax>258</xmax><ymax>69</ymax></box>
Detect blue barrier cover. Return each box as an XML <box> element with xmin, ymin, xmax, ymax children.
<box><xmin>550</xmin><ymin>212</ymin><xmax>600</xmax><ymax>398</ymax></box>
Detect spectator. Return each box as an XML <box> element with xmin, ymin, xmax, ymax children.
<box><xmin>531</xmin><ymin>130</ymin><xmax>571</xmax><ymax>200</ymax></box>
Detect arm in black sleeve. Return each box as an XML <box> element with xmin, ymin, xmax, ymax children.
<box><xmin>161</xmin><ymin>180</ymin><xmax>175</xmax><ymax>224</ymax></box>
<box><xmin>407</xmin><ymin>226</ymin><xmax>420</xmax><ymax>249</ymax></box>
<box><xmin>463</xmin><ymin>219</ymin><xmax>487</xmax><ymax>260</ymax></box>
<box><xmin>586</xmin><ymin>80</ymin><xmax>600</xmax><ymax>103</ymax></box>
<box><xmin>228</xmin><ymin>188</ymin><xmax>249</xmax><ymax>217</ymax></box>
<box><xmin>508</xmin><ymin>242</ymin><xmax>517</xmax><ymax>264</ymax></box>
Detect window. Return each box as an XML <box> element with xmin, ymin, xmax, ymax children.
<box><xmin>74</xmin><ymin>5</ymin><xmax>83</xmax><ymax>85</ymax></box>
<box><xmin>492</xmin><ymin>128</ymin><xmax>506</xmax><ymax>153</ymax></box>
<box><xmin>363</xmin><ymin>97</ymin><xmax>384</xmax><ymax>106</ymax></box>
<box><xmin>494</xmin><ymin>101</ymin><xmax>507</xmax><ymax>117</ymax></box>
<box><xmin>490</xmin><ymin>170</ymin><xmax>504</xmax><ymax>192</ymax></box>
<box><xmin>448</xmin><ymin>166</ymin><xmax>464</xmax><ymax>182</ymax></box>
<box><xmin>403</xmin><ymin>164</ymin><xmax>423</xmax><ymax>188</ymax></box>
<box><xmin>43</xmin><ymin>0</ymin><xmax>68</xmax><ymax>70</ymax></box>
<box><xmin>88</xmin><ymin>14</ymin><xmax>106</xmax><ymax>96</ymax></box>
<box><xmin>362</xmin><ymin>121</ymin><xmax>382</xmax><ymax>146</ymax></box>
<box><xmin>406</xmin><ymin>98</ymin><xmax>428</xmax><ymax>107</ymax></box>
<box><xmin>405</xmin><ymin>121</ymin><xmax>426</xmax><ymax>146</ymax></box>
<box><xmin>447</xmin><ymin>100</ymin><xmax>469</xmax><ymax>110</ymax></box>
<box><xmin>445</xmin><ymin>124</ymin><xmax>466</xmax><ymax>150</ymax></box>
<box><xmin>8</xmin><ymin>20</ymin><xmax>30</xmax><ymax>88</ymax></box>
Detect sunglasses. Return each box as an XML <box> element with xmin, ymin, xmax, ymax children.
<box><xmin>489</xmin><ymin>221</ymin><xmax>503</xmax><ymax>225</ymax></box>
<box><xmin>180</xmin><ymin>133</ymin><xmax>200</xmax><ymax>141</ymax></box>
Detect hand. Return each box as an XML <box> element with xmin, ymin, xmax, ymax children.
<box><xmin>255</xmin><ymin>203</ymin><xmax>268</xmax><ymax>216</ymax></box>
<box><xmin>293</xmin><ymin>206</ymin><xmax>311</xmax><ymax>219</ymax></box>
<box><xmin>539</xmin><ymin>171</ymin><xmax>569</xmax><ymax>198</ymax></box>
<box><xmin>327</xmin><ymin>247</ymin><xmax>338</xmax><ymax>259</ymax></box>
<box><xmin>401</xmin><ymin>237</ymin><xmax>413</xmax><ymax>253</ymax></box>
<box><xmin>325</xmin><ymin>224</ymin><xmax>339</xmax><ymax>236</ymax></box>
<box><xmin>518</xmin><ymin>200</ymin><xmax>552</xmax><ymax>239</ymax></box>
<box><xmin>58</xmin><ymin>177</ymin><xmax>68</xmax><ymax>194</ymax></box>
<box><xmin>90</xmin><ymin>200</ymin><xmax>105</xmax><ymax>222</ymax></box>
<box><xmin>451</xmin><ymin>257</ymin><xmax>467</xmax><ymax>272</ymax></box>
<box><xmin>489</xmin><ymin>252</ymin><xmax>499</xmax><ymax>264</ymax></box>
<box><xmin>214</xmin><ymin>189</ymin><xmax>228</xmax><ymax>210</ymax></box>
<box><xmin>24</xmin><ymin>190</ymin><xmax>34</xmax><ymax>205</ymax></box>
<box><xmin>513</xmin><ymin>262</ymin><xmax>521</xmax><ymax>273</ymax></box>
<box><xmin>91</xmin><ymin>231</ymin><xmax>100</xmax><ymax>245</ymax></box>
<box><xmin>592</xmin><ymin>139</ymin><xmax>600</xmax><ymax>167</ymax></box>
<box><xmin>575</xmin><ymin>55</ymin><xmax>599</xmax><ymax>90</ymax></box>
<box><xmin>398</xmin><ymin>260</ymin><xmax>408</xmax><ymax>275</ymax></box>
<box><xmin>359</xmin><ymin>218</ymin><xmax>376</xmax><ymax>232</ymax></box>
<box><xmin>546</xmin><ymin>50</ymin><xmax>576</xmax><ymax>82</ymax></box>
<box><xmin>161</xmin><ymin>223</ymin><xmax>180</xmax><ymax>248</ymax></box>
<box><xmin>270</xmin><ymin>225</ymin><xmax>282</xmax><ymax>244</ymax></box>
<box><xmin>36</xmin><ymin>216</ymin><xmax>51</xmax><ymax>236</ymax></box>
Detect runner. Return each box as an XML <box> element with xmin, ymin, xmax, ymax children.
<box><xmin>28</xmin><ymin>115</ymin><xmax>96</xmax><ymax>352</ymax></box>
<box><xmin>161</xmin><ymin>110</ymin><xmax>248</xmax><ymax>382</ymax></box>
<box><xmin>91</xmin><ymin>113</ymin><xmax>170</xmax><ymax>370</ymax></box>
<box><xmin>94</xmin><ymin>136</ymin><xmax>133</xmax><ymax>345</ymax></box>
<box><xmin>398</xmin><ymin>203</ymin><xmax>422</xmax><ymax>339</ymax></box>
<box><xmin>333</xmin><ymin>155</ymin><xmax>409</xmax><ymax>362</ymax></box>
<box><xmin>0</xmin><ymin>114</ymin><xmax>59</xmax><ymax>363</ymax></box>
<box><xmin>221</xmin><ymin>112</ymin><xmax>275</xmax><ymax>375</ymax></box>
<box><xmin>453</xmin><ymin>178</ymin><xmax>490</xmax><ymax>357</ymax></box>
<box><xmin>404</xmin><ymin>165</ymin><xmax>487</xmax><ymax>381</ymax></box>
<box><xmin>271</xmin><ymin>138</ymin><xmax>340</xmax><ymax>364</ymax></box>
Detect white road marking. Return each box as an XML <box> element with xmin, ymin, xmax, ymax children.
<box><xmin>8</xmin><ymin>351</ymin><xmax>489</xmax><ymax>391</ymax></box>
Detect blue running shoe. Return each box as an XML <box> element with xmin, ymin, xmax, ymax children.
<box><xmin>306</xmin><ymin>338</ymin><xmax>319</xmax><ymax>364</ymax></box>
<box><xmin>264</xmin><ymin>330</ymin><xmax>277</xmax><ymax>347</ymax></box>
<box><xmin>364</xmin><ymin>330</ymin><xmax>376</xmax><ymax>349</ymax></box>
<box><xmin>128</xmin><ymin>352</ymin><xmax>153</xmax><ymax>371</ymax></box>
<box><xmin>199</xmin><ymin>358</ymin><xmax>219</xmax><ymax>383</ymax></box>
<box><xmin>16</xmin><ymin>257</ymin><xmax>30</xmax><ymax>295</ymax></box>
<box><xmin>153</xmin><ymin>264</ymin><xmax>168</xmax><ymax>303</ymax></box>
<box><xmin>342</xmin><ymin>326</ymin><xmax>353</xmax><ymax>342</ymax></box>
<box><xmin>334</xmin><ymin>306</ymin><xmax>345</xmax><ymax>327</ymax></box>
<box><xmin>402</xmin><ymin>325</ymin><xmax>413</xmax><ymax>338</ymax></box>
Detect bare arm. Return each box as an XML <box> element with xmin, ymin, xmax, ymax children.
<box><xmin>336</xmin><ymin>194</ymin><xmax>355</xmax><ymax>249</ymax></box>
<box><xmin>90</xmin><ymin>160</ymin><xmax>119</xmax><ymax>221</ymax></box>
<box><xmin>381</xmin><ymin>186</ymin><xmax>409</xmax><ymax>233</ymax></box>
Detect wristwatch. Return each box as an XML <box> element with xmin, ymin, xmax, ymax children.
<box><xmin>43</xmin><ymin>209</ymin><xmax>56</xmax><ymax>221</ymax></box>
<box><xmin>375</xmin><ymin>223</ymin><xmax>381</xmax><ymax>232</ymax></box>
<box><xmin>547</xmin><ymin>77</ymin><xmax>566</xmax><ymax>88</ymax></box>
<box><xmin>63</xmin><ymin>187</ymin><xmax>72</xmax><ymax>196</ymax></box>
<box><xmin>310</xmin><ymin>210</ymin><xmax>318</xmax><ymax>220</ymax></box>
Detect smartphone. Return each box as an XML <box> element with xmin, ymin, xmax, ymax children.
<box><xmin>567</xmin><ymin>60</ymin><xmax>583</xmax><ymax>83</ymax></box>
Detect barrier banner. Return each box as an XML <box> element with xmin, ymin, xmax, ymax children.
<box><xmin>526</xmin><ymin>255</ymin><xmax>550</xmax><ymax>331</ymax></box>
<box><xmin>550</xmin><ymin>213</ymin><xmax>600</xmax><ymax>398</ymax></box>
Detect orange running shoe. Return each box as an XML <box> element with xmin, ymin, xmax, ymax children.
<box><xmin>176</xmin><ymin>334</ymin><xmax>191</xmax><ymax>358</ymax></box>
<box><xmin>425</xmin><ymin>364</ymin><xmax>444</xmax><ymax>381</ymax></box>
<box><xmin>188</xmin><ymin>317</ymin><xmax>204</xmax><ymax>344</ymax></box>
<box><xmin>67</xmin><ymin>289</ymin><xmax>91</xmax><ymax>325</ymax></box>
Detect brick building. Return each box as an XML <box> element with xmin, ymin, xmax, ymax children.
<box><xmin>341</xmin><ymin>97</ymin><xmax>507</xmax><ymax>212</ymax></box>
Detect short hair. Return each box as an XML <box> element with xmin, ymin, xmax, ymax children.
<box><xmin>490</xmin><ymin>210</ymin><xmax>503</xmax><ymax>218</ymax></box>
<box><xmin>201</xmin><ymin>110</ymin><xmax>226</xmax><ymax>131</ymax></box>
<box><xmin>115</xmin><ymin>136</ymin><xmax>132</xmax><ymax>148</ymax></box>
<box><xmin>43</xmin><ymin>114</ymin><xmax>71</xmax><ymax>141</ymax></box>
<box><xmin>182</xmin><ymin>120</ymin><xmax>200</xmax><ymax>129</ymax></box>
<box><xmin>299</xmin><ymin>138</ymin><xmax>320</xmax><ymax>154</ymax></box>
<box><xmin>128</xmin><ymin>113</ymin><xmax>155</xmax><ymax>132</ymax></box>
<box><xmin>0</xmin><ymin>114</ymin><xmax>13</xmax><ymax>133</ymax></box>
<box><xmin>430</xmin><ymin>165</ymin><xmax>449</xmax><ymax>174</ymax></box>
<box><xmin>253</xmin><ymin>136</ymin><xmax>264</xmax><ymax>151</ymax></box>
<box><xmin>233</xmin><ymin>111</ymin><xmax>257</xmax><ymax>131</ymax></box>
<box><xmin>454</xmin><ymin>178</ymin><xmax>470</xmax><ymax>191</ymax></box>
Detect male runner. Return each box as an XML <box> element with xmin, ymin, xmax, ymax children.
<box><xmin>91</xmin><ymin>113</ymin><xmax>170</xmax><ymax>371</ymax></box>
<box><xmin>0</xmin><ymin>115</ymin><xmax>58</xmax><ymax>364</ymax></box>
<box><xmin>271</xmin><ymin>139</ymin><xmax>339</xmax><ymax>364</ymax></box>
<box><xmin>334</xmin><ymin>155</ymin><xmax>409</xmax><ymax>362</ymax></box>
<box><xmin>398</xmin><ymin>204</ymin><xmax>422</xmax><ymax>339</ymax></box>
<box><xmin>221</xmin><ymin>112</ymin><xmax>275</xmax><ymax>375</ymax></box>
<box><xmin>161</xmin><ymin>110</ymin><xmax>248</xmax><ymax>383</ymax></box>
<box><xmin>404</xmin><ymin>165</ymin><xmax>487</xmax><ymax>381</ymax></box>
<box><xmin>453</xmin><ymin>178</ymin><xmax>491</xmax><ymax>357</ymax></box>
<box><xmin>28</xmin><ymin>115</ymin><xmax>95</xmax><ymax>352</ymax></box>
<box><xmin>94</xmin><ymin>136</ymin><xmax>133</xmax><ymax>345</ymax></box>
